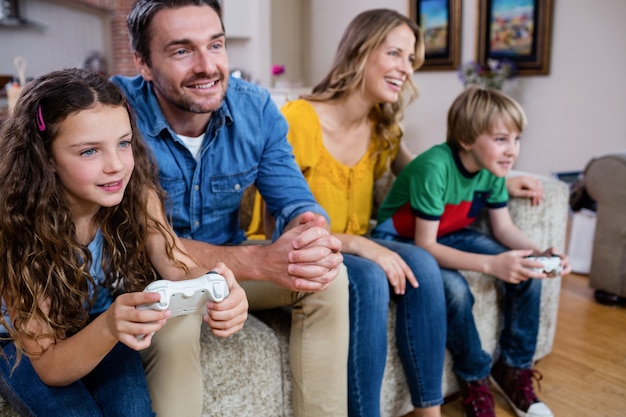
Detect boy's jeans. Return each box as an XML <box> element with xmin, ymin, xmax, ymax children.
<box><xmin>438</xmin><ymin>228</ymin><xmax>543</xmax><ymax>382</ymax></box>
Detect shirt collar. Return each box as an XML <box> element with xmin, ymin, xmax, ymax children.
<box><xmin>140</xmin><ymin>79</ymin><xmax>234</xmax><ymax>139</ymax></box>
<box><xmin>450</xmin><ymin>144</ymin><xmax>479</xmax><ymax>179</ymax></box>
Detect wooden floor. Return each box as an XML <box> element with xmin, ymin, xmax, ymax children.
<box><xmin>440</xmin><ymin>273</ymin><xmax>626</xmax><ymax>417</ymax></box>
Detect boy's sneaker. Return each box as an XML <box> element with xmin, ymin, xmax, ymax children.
<box><xmin>459</xmin><ymin>378</ymin><xmax>496</xmax><ymax>417</ymax></box>
<box><xmin>490</xmin><ymin>359</ymin><xmax>553</xmax><ymax>417</ymax></box>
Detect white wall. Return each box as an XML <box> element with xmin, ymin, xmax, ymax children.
<box><xmin>0</xmin><ymin>0</ymin><xmax>109</xmax><ymax>78</ymax></box>
<box><xmin>302</xmin><ymin>0</ymin><xmax>626</xmax><ymax>176</ymax></box>
<box><xmin>224</xmin><ymin>0</ymin><xmax>303</xmax><ymax>87</ymax></box>
<box><xmin>223</xmin><ymin>0</ymin><xmax>269</xmax><ymax>85</ymax></box>
<box><xmin>2</xmin><ymin>0</ymin><xmax>623</xmax><ymax>177</ymax></box>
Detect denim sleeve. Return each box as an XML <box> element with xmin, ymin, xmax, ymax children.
<box><xmin>253</xmin><ymin>98</ymin><xmax>329</xmax><ymax>240</ymax></box>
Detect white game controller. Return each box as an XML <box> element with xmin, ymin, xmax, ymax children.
<box><xmin>526</xmin><ymin>256</ymin><xmax>563</xmax><ymax>275</ymax></box>
<box><xmin>135</xmin><ymin>272</ymin><xmax>229</xmax><ymax>340</ymax></box>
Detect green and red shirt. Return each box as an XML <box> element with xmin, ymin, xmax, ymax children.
<box><xmin>374</xmin><ymin>143</ymin><xmax>508</xmax><ymax>239</ymax></box>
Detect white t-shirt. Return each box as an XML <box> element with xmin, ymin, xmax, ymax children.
<box><xmin>178</xmin><ymin>133</ymin><xmax>204</xmax><ymax>161</ymax></box>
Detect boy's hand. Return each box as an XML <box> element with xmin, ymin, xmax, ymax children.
<box><xmin>538</xmin><ymin>247</ymin><xmax>572</xmax><ymax>276</ymax></box>
<box><xmin>506</xmin><ymin>175</ymin><xmax>544</xmax><ymax>206</ymax></box>
<box><xmin>489</xmin><ymin>249</ymin><xmax>552</xmax><ymax>283</ymax></box>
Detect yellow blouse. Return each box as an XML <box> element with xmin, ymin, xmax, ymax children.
<box><xmin>247</xmin><ymin>99</ymin><xmax>399</xmax><ymax>238</ymax></box>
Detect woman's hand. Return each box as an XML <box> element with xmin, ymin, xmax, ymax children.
<box><xmin>356</xmin><ymin>237</ymin><xmax>418</xmax><ymax>295</ymax></box>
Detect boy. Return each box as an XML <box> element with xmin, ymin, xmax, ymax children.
<box><xmin>373</xmin><ymin>86</ymin><xmax>570</xmax><ymax>417</ymax></box>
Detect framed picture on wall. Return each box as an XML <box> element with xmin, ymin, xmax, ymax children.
<box><xmin>476</xmin><ymin>0</ymin><xmax>553</xmax><ymax>75</ymax></box>
<box><xmin>408</xmin><ymin>0</ymin><xmax>461</xmax><ymax>71</ymax></box>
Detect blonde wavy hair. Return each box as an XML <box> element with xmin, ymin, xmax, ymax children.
<box><xmin>303</xmin><ymin>8</ymin><xmax>425</xmax><ymax>154</ymax></box>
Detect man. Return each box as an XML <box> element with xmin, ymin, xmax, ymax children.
<box><xmin>112</xmin><ymin>0</ymin><xmax>349</xmax><ymax>416</ymax></box>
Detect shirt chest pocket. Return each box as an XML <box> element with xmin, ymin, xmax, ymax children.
<box><xmin>209</xmin><ymin>169</ymin><xmax>257</xmax><ymax>217</ymax></box>
<box><xmin>468</xmin><ymin>190</ymin><xmax>490</xmax><ymax>218</ymax></box>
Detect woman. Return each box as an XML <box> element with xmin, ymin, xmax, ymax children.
<box><xmin>250</xmin><ymin>9</ymin><xmax>444</xmax><ymax>417</ymax></box>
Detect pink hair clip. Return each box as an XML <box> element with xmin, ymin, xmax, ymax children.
<box><xmin>36</xmin><ymin>105</ymin><xmax>46</xmax><ymax>132</ymax></box>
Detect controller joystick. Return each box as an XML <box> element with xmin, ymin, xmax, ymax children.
<box><xmin>135</xmin><ymin>272</ymin><xmax>229</xmax><ymax>340</ymax></box>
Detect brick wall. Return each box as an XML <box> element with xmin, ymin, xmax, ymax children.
<box><xmin>110</xmin><ymin>0</ymin><xmax>136</xmax><ymax>75</ymax></box>
<box><xmin>74</xmin><ymin>0</ymin><xmax>136</xmax><ymax>76</ymax></box>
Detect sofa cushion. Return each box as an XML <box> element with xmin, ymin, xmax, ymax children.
<box><xmin>200</xmin><ymin>313</ymin><xmax>287</xmax><ymax>415</ymax></box>
<box><xmin>0</xmin><ymin>174</ymin><xmax>569</xmax><ymax>417</ymax></box>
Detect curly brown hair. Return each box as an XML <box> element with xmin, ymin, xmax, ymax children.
<box><xmin>0</xmin><ymin>68</ymin><xmax>186</xmax><ymax>361</ymax></box>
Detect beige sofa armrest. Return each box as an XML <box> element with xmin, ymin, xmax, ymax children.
<box><xmin>471</xmin><ymin>173</ymin><xmax>569</xmax><ymax>250</ymax></box>
<box><xmin>474</xmin><ymin>173</ymin><xmax>569</xmax><ymax>358</ymax></box>
<box><xmin>584</xmin><ymin>151</ymin><xmax>626</xmax><ymax>297</ymax></box>
<box><xmin>508</xmin><ymin>174</ymin><xmax>570</xmax><ymax>252</ymax></box>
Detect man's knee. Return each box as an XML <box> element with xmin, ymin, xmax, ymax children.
<box><xmin>141</xmin><ymin>314</ymin><xmax>201</xmax><ymax>368</ymax></box>
<box><xmin>311</xmin><ymin>263</ymin><xmax>349</xmax><ymax>306</ymax></box>
<box><xmin>295</xmin><ymin>263</ymin><xmax>350</xmax><ymax>333</ymax></box>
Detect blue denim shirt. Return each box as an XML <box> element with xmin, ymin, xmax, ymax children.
<box><xmin>112</xmin><ymin>75</ymin><xmax>327</xmax><ymax>245</ymax></box>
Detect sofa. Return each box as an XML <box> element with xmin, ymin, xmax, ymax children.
<box><xmin>584</xmin><ymin>151</ymin><xmax>626</xmax><ymax>299</ymax></box>
<box><xmin>0</xmin><ymin>172</ymin><xmax>569</xmax><ymax>417</ymax></box>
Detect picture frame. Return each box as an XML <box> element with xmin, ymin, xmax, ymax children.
<box><xmin>408</xmin><ymin>0</ymin><xmax>461</xmax><ymax>71</ymax></box>
<box><xmin>476</xmin><ymin>0</ymin><xmax>553</xmax><ymax>75</ymax></box>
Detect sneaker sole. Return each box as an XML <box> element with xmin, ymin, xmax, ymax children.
<box><xmin>489</xmin><ymin>375</ymin><xmax>526</xmax><ymax>417</ymax></box>
<box><xmin>490</xmin><ymin>376</ymin><xmax>554</xmax><ymax>417</ymax></box>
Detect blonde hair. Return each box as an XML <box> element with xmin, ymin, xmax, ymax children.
<box><xmin>446</xmin><ymin>86</ymin><xmax>527</xmax><ymax>150</ymax></box>
<box><xmin>304</xmin><ymin>8</ymin><xmax>425</xmax><ymax>154</ymax></box>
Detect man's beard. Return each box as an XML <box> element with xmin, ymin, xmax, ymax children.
<box><xmin>161</xmin><ymin>74</ymin><xmax>227</xmax><ymax>114</ymax></box>
<box><xmin>176</xmin><ymin>86</ymin><xmax>226</xmax><ymax>114</ymax></box>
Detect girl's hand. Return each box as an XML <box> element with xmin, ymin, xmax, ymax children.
<box><xmin>203</xmin><ymin>262</ymin><xmax>248</xmax><ymax>338</ymax></box>
<box><xmin>357</xmin><ymin>238</ymin><xmax>418</xmax><ymax>295</ymax></box>
<box><xmin>105</xmin><ymin>291</ymin><xmax>170</xmax><ymax>350</ymax></box>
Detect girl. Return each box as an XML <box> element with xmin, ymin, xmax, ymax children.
<box><xmin>0</xmin><ymin>68</ymin><xmax>247</xmax><ymax>417</ymax></box>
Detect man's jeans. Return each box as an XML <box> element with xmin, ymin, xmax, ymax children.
<box><xmin>344</xmin><ymin>238</ymin><xmax>446</xmax><ymax>416</ymax></box>
<box><xmin>0</xmin><ymin>340</ymin><xmax>154</xmax><ymax>417</ymax></box>
<box><xmin>438</xmin><ymin>228</ymin><xmax>543</xmax><ymax>382</ymax></box>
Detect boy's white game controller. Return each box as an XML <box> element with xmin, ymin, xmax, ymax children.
<box><xmin>135</xmin><ymin>272</ymin><xmax>229</xmax><ymax>340</ymax></box>
<box><xmin>526</xmin><ymin>256</ymin><xmax>563</xmax><ymax>275</ymax></box>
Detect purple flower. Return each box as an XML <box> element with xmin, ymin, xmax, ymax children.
<box><xmin>458</xmin><ymin>59</ymin><xmax>517</xmax><ymax>90</ymax></box>
<box><xmin>271</xmin><ymin>65</ymin><xmax>285</xmax><ymax>76</ymax></box>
